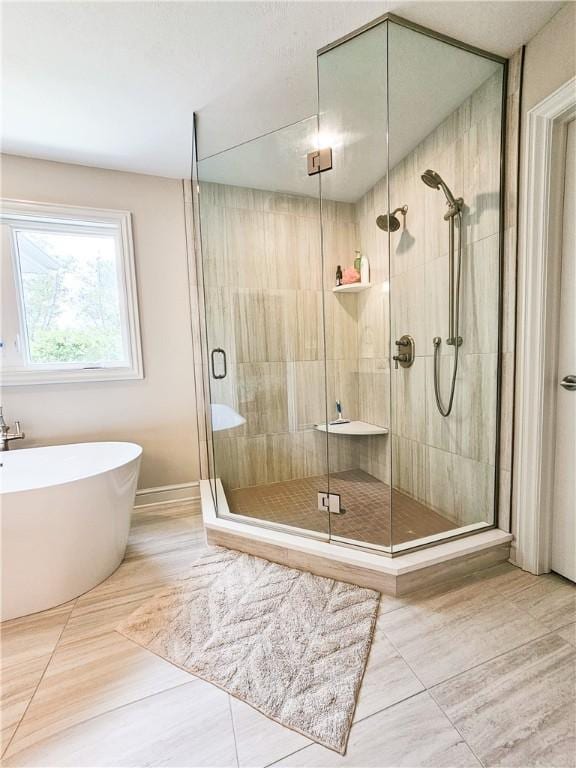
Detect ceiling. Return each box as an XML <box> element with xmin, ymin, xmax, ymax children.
<box><xmin>200</xmin><ymin>23</ymin><xmax>501</xmax><ymax>201</ymax></box>
<box><xmin>1</xmin><ymin>1</ymin><xmax>564</xmax><ymax>179</ymax></box>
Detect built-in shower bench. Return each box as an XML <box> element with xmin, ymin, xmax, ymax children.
<box><xmin>314</xmin><ymin>420</ymin><xmax>388</xmax><ymax>436</ymax></box>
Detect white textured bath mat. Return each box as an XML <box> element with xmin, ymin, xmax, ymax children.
<box><xmin>117</xmin><ymin>546</ymin><xmax>379</xmax><ymax>754</ymax></box>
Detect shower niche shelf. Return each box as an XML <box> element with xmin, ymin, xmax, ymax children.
<box><xmin>315</xmin><ymin>420</ymin><xmax>388</xmax><ymax>436</ymax></box>
<box><xmin>333</xmin><ymin>282</ymin><xmax>372</xmax><ymax>293</ymax></box>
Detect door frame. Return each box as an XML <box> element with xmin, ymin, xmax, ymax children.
<box><xmin>513</xmin><ymin>76</ymin><xmax>576</xmax><ymax>574</ymax></box>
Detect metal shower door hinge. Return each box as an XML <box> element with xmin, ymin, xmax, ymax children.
<box><xmin>307</xmin><ymin>148</ymin><xmax>333</xmax><ymax>176</ymax></box>
<box><xmin>317</xmin><ymin>491</ymin><xmax>345</xmax><ymax>514</ymax></box>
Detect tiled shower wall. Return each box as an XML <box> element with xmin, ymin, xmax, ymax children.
<box><xmin>356</xmin><ymin>70</ymin><xmax>503</xmax><ymax>526</ymax></box>
<box><xmin>198</xmin><ymin>181</ymin><xmax>361</xmax><ymax>492</ymax></box>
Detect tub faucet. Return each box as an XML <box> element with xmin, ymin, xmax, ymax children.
<box><xmin>0</xmin><ymin>407</ymin><xmax>25</xmax><ymax>451</ymax></box>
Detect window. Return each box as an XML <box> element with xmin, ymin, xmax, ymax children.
<box><xmin>1</xmin><ymin>201</ymin><xmax>143</xmax><ymax>384</ymax></box>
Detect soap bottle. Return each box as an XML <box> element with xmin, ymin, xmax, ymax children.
<box><xmin>353</xmin><ymin>250</ymin><xmax>362</xmax><ymax>274</ymax></box>
<box><xmin>360</xmin><ymin>254</ymin><xmax>370</xmax><ymax>284</ymax></box>
<box><xmin>336</xmin><ymin>265</ymin><xmax>343</xmax><ymax>286</ymax></box>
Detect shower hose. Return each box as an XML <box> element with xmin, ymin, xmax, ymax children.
<box><xmin>433</xmin><ymin>209</ymin><xmax>463</xmax><ymax>417</ymax></box>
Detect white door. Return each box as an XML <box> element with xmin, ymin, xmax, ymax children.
<box><xmin>551</xmin><ymin>119</ymin><xmax>576</xmax><ymax>582</ymax></box>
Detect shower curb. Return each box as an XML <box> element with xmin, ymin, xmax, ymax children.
<box><xmin>200</xmin><ymin>480</ymin><xmax>512</xmax><ymax>596</ymax></box>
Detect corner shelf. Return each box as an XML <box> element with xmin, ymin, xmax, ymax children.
<box><xmin>315</xmin><ymin>420</ymin><xmax>389</xmax><ymax>436</ymax></box>
<box><xmin>333</xmin><ymin>282</ymin><xmax>372</xmax><ymax>293</ymax></box>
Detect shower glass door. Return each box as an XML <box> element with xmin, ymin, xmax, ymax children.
<box><xmin>196</xmin><ymin>117</ymin><xmax>332</xmax><ymax>537</ymax></box>
<box><xmin>315</xmin><ymin>15</ymin><xmax>505</xmax><ymax>551</ymax></box>
<box><xmin>317</xmin><ymin>21</ymin><xmax>392</xmax><ymax>549</ymax></box>
<box><xmin>387</xmin><ymin>20</ymin><xmax>504</xmax><ymax>551</ymax></box>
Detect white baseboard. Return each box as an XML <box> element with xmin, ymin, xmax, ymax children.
<box><xmin>134</xmin><ymin>481</ymin><xmax>200</xmax><ymax>509</ymax></box>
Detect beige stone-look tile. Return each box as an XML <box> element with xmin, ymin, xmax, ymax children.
<box><xmin>454</xmin><ymin>454</ymin><xmax>494</xmax><ymax>526</ymax></box>
<box><xmin>216</xmin><ymin>435</ymin><xmax>268</xmax><ymax>491</ymax></box>
<box><xmin>324</xmin><ymin>292</ymin><xmax>358</xmax><ymax>362</ymax></box>
<box><xmin>507</xmin><ymin>572</ymin><xmax>576</xmax><ymax>632</ymax></box>
<box><xmin>294</xmin><ymin>290</ymin><xmax>324</xmax><ymax>362</ymax></box>
<box><xmin>499</xmin><ymin>350</ymin><xmax>515</xmax><ymax>471</ymax></box>
<box><xmin>321</xmin><ymin>218</ymin><xmax>360</xmax><ymax>288</ymax></box>
<box><xmin>431</xmin><ymin>633</ymin><xmax>576</xmax><ymax>768</ymax></box>
<box><xmin>357</xmin><ymin>284</ymin><xmax>389</xmax><ymax>360</ymax></box>
<box><xmin>325</xmin><ymin>359</ymin><xmax>359</xmax><ymax>424</ymax></box>
<box><xmin>1</xmin><ymin>602</ymin><xmax>75</xmax><ymax>754</ymax></box>
<box><xmin>390</xmin><ymin>265</ymin><xmax>426</xmax><ymax>354</ymax></box>
<box><xmin>389</xmin><ymin>159</ymin><xmax>425</xmax><ymax>277</ymax></box>
<box><xmin>424</xmin><ymin>354</ymin><xmax>459</xmax><ymax>454</ymax></box>
<box><xmin>358</xmin><ymin>357</ymin><xmax>390</xmax><ymax>429</ymax></box>
<box><xmin>357</xmin><ymin>434</ymin><xmax>390</xmax><ymax>485</ymax></box>
<box><xmin>274</xmin><ymin>692</ymin><xmax>481</xmax><ymax>767</ymax></box>
<box><xmin>264</xmin><ymin>189</ymin><xmax>319</xmax><ymax>220</ymax></box>
<box><xmin>391</xmin><ymin>356</ymin><xmax>426</xmax><ymax>443</ymax></box>
<box><xmin>461</xmin><ymin>233</ymin><xmax>499</xmax><ymax>355</ymax></box>
<box><xmin>127</xmin><ymin>506</ymin><xmax>205</xmax><ymax>561</ymax></box>
<box><xmin>505</xmin><ymin>89</ymin><xmax>521</xmax><ymax>230</ymax></box>
<box><xmin>391</xmin><ymin>434</ymin><xmax>427</xmax><ymax>504</ymax></box>
<box><xmin>205</xmin><ymin>286</ymin><xmax>235</xmax><ymax>361</ymax></box>
<box><xmin>264</xmin><ymin>431</ymin><xmax>306</xmax><ymax>485</ymax></box>
<box><xmin>502</xmin><ymin>226</ymin><xmax>517</xmax><ymax>355</ymax></box>
<box><xmin>236</xmin><ymin>362</ymin><xmax>289</xmax><ymax>437</ymax></box>
<box><xmin>234</xmin><ymin>289</ymin><xmax>296</xmax><ymax>364</ymax></box>
<box><xmin>264</xmin><ymin>211</ymin><xmax>321</xmax><ymax>290</ymax></box>
<box><xmin>5</xmin><ymin>628</ymin><xmax>192</xmax><ymax>756</ymax></box>
<box><xmin>497</xmin><ymin>467</ymin><xmax>511</xmax><ymax>532</ymax></box>
<box><xmin>471</xmin><ymin>561</ymin><xmax>544</xmax><ymax>597</ymax></box>
<box><xmin>424</xmin><ymin>253</ymin><xmax>451</xmax><ymax>356</ymax></box>
<box><xmin>379</xmin><ymin>579</ymin><xmax>549</xmax><ymax>687</ymax></box>
<box><xmin>5</xmin><ymin>516</ymin><xmax>208</xmax><ymax>756</ymax></box>
<box><xmin>200</xmin><ymin>204</ymin><xmax>231</xmax><ymax>288</ymax></box>
<box><xmin>4</xmin><ymin>680</ymin><xmax>237</xmax><ymax>768</ymax></box>
<box><xmin>225</xmin><ymin>207</ymin><xmax>268</xmax><ymax>291</ymax></box>
<box><xmin>454</xmin><ymin>353</ymin><xmax>498</xmax><ymax>464</ymax></box>
<box><xmin>354</xmin><ymin>611</ymin><xmax>424</xmax><ymax>722</ymax></box>
<box><xmin>463</xmin><ymin>107</ymin><xmax>501</xmax><ymax>244</ymax></box>
<box><xmin>556</xmin><ymin>623</ymin><xmax>576</xmax><ymax>648</ymax></box>
<box><xmin>292</xmin><ymin>361</ymin><xmax>326</xmax><ymax>430</ymax></box>
<box><xmin>1</xmin><ymin>654</ymin><xmax>50</xmax><ymax>756</ymax></box>
<box><xmin>231</xmin><ymin>698</ymin><xmax>311</xmax><ymax>768</ymax></box>
<box><xmin>426</xmin><ymin>445</ymin><xmax>457</xmax><ymax>521</ymax></box>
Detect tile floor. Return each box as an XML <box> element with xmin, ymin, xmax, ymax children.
<box><xmin>227</xmin><ymin>469</ymin><xmax>458</xmax><ymax>547</ymax></box>
<box><xmin>1</xmin><ymin>504</ymin><xmax>575</xmax><ymax>767</ymax></box>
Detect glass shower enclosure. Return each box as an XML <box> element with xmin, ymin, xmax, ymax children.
<box><xmin>194</xmin><ymin>14</ymin><xmax>506</xmax><ymax>554</ymax></box>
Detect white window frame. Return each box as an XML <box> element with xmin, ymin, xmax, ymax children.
<box><xmin>1</xmin><ymin>199</ymin><xmax>144</xmax><ymax>385</ymax></box>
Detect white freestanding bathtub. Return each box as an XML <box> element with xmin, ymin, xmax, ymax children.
<box><xmin>0</xmin><ymin>442</ymin><xmax>142</xmax><ymax>621</ymax></box>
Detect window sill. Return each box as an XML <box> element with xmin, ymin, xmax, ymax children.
<box><xmin>1</xmin><ymin>364</ymin><xmax>144</xmax><ymax>386</ymax></box>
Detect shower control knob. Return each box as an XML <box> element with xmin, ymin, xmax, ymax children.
<box><xmin>392</xmin><ymin>335</ymin><xmax>415</xmax><ymax>369</ymax></box>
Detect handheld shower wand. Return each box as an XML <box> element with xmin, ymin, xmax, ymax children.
<box><xmin>421</xmin><ymin>170</ymin><xmax>464</xmax><ymax>417</ymax></box>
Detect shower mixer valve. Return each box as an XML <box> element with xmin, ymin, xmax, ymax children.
<box><xmin>393</xmin><ymin>335</ymin><xmax>415</xmax><ymax>369</ymax></box>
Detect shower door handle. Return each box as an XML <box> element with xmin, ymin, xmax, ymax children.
<box><xmin>210</xmin><ymin>348</ymin><xmax>227</xmax><ymax>379</ymax></box>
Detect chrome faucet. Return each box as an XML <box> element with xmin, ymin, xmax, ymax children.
<box><xmin>0</xmin><ymin>407</ymin><xmax>25</xmax><ymax>451</ymax></box>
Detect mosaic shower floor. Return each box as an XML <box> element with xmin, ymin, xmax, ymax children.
<box><xmin>226</xmin><ymin>468</ymin><xmax>458</xmax><ymax>547</ymax></box>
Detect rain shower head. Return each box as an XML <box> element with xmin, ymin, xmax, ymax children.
<box><xmin>376</xmin><ymin>205</ymin><xmax>408</xmax><ymax>232</ymax></box>
<box><xmin>421</xmin><ymin>169</ymin><xmax>457</xmax><ymax>208</ymax></box>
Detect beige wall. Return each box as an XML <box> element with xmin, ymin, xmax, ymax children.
<box><xmin>522</xmin><ymin>3</ymin><xmax>576</xmax><ymax>113</ymax></box>
<box><xmin>1</xmin><ymin>154</ymin><xmax>200</xmax><ymax>490</ymax></box>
